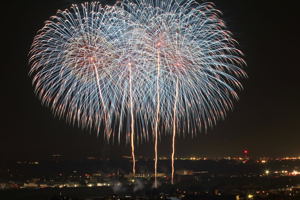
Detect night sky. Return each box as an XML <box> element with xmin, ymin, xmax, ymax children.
<box><xmin>2</xmin><ymin>0</ymin><xmax>300</xmax><ymax>161</ymax></box>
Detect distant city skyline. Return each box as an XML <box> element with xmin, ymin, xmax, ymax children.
<box><xmin>1</xmin><ymin>157</ymin><xmax>300</xmax><ymax>200</ymax></box>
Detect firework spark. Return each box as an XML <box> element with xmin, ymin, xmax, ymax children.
<box><xmin>29</xmin><ymin>0</ymin><xmax>246</xmax><ymax>186</ymax></box>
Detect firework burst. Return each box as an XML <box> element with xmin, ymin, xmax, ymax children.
<box><xmin>120</xmin><ymin>0</ymin><xmax>246</xmax><ymax>185</ymax></box>
<box><xmin>29</xmin><ymin>0</ymin><xmax>246</xmax><ymax>186</ymax></box>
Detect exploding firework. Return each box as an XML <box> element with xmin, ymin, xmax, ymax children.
<box><xmin>120</xmin><ymin>0</ymin><xmax>246</xmax><ymax>185</ymax></box>
<box><xmin>29</xmin><ymin>0</ymin><xmax>246</xmax><ymax>187</ymax></box>
<box><xmin>29</xmin><ymin>2</ymin><xmax>129</xmax><ymax>139</ymax></box>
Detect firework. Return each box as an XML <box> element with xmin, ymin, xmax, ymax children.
<box><xmin>29</xmin><ymin>0</ymin><xmax>246</xmax><ymax>186</ymax></box>
<box><xmin>29</xmin><ymin>2</ymin><xmax>128</xmax><ymax>138</ymax></box>
<box><xmin>120</xmin><ymin>0</ymin><xmax>246</xmax><ymax>185</ymax></box>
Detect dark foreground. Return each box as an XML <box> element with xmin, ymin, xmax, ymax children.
<box><xmin>1</xmin><ymin>158</ymin><xmax>300</xmax><ymax>199</ymax></box>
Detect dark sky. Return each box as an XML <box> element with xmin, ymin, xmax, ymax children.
<box><xmin>1</xmin><ymin>0</ymin><xmax>300</xmax><ymax>161</ymax></box>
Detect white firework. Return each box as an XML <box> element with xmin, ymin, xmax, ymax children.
<box><xmin>29</xmin><ymin>0</ymin><xmax>246</xmax><ymax>184</ymax></box>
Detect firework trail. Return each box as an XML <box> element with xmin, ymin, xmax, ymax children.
<box><xmin>29</xmin><ymin>0</ymin><xmax>246</xmax><ymax>186</ymax></box>
<box><xmin>154</xmin><ymin>47</ymin><xmax>161</xmax><ymax>188</ymax></box>
<box><xmin>129</xmin><ymin>62</ymin><xmax>136</xmax><ymax>175</ymax></box>
<box><xmin>171</xmin><ymin>77</ymin><xmax>179</xmax><ymax>184</ymax></box>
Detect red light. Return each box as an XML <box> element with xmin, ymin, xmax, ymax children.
<box><xmin>243</xmin><ymin>150</ymin><xmax>249</xmax><ymax>154</ymax></box>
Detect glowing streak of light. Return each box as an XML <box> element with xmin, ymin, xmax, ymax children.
<box><xmin>92</xmin><ymin>63</ymin><xmax>110</xmax><ymax>138</ymax></box>
<box><xmin>154</xmin><ymin>49</ymin><xmax>161</xmax><ymax>188</ymax></box>
<box><xmin>171</xmin><ymin>77</ymin><xmax>179</xmax><ymax>184</ymax></box>
<box><xmin>129</xmin><ymin>63</ymin><xmax>136</xmax><ymax>176</ymax></box>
